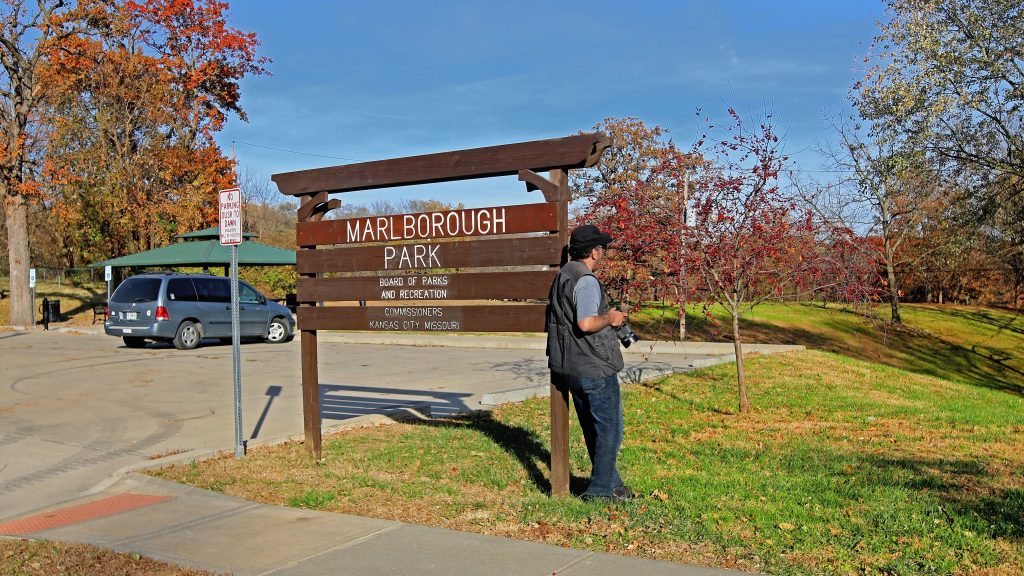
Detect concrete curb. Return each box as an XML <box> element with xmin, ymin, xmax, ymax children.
<box><xmin>480</xmin><ymin>356</ymin><xmax>739</xmax><ymax>406</ymax></box>
<box><xmin>56</xmin><ymin>326</ymin><xmax>103</xmax><ymax>336</ymax></box>
<box><xmin>479</xmin><ymin>346</ymin><xmax>804</xmax><ymax>406</ymax></box>
<box><xmin>114</xmin><ymin>402</ymin><xmax>444</xmax><ymax>481</ymax></box>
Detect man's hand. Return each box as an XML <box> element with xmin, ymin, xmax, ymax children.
<box><xmin>577</xmin><ymin>309</ymin><xmax>627</xmax><ymax>334</ymax></box>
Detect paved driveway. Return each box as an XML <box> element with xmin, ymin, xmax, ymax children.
<box><xmin>2</xmin><ymin>329</ymin><xmax>712</xmax><ymax>522</ymax></box>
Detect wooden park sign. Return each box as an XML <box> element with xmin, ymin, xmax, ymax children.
<box><xmin>272</xmin><ymin>133</ymin><xmax>610</xmax><ymax>496</ymax></box>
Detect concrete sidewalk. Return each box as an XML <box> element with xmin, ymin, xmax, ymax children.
<box><xmin>2</xmin><ymin>329</ymin><xmax>780</xmax><ymax>575</ymax></box>
<box><xmin>4</xmin><ymin>473</ymin><xmax>749</xmax><ymax>576</ymax></box>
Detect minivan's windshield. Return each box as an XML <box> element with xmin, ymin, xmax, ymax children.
<box><xmin>110</xmin><ymin>277</ymin><xmax>162</xmax><ymax>303</ymax></box>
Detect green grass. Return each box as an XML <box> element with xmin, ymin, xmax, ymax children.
<box><xmin>631</xmin><ymin>301</ymin><xmax>1024</xmax><ymax>396</ymax></box>
<box><xmin>155</xmin><ymin>348</ymin><xmax>1024</xmax><ymax>575</ymax></box>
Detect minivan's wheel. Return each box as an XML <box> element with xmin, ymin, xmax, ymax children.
<box><xmin>173</xmin><ymin>320</ymin><xmax>201</xmax><ymax>350</ymax></box>
<box><xmin>123</xmin><ymin>336</ymin><xmax>147</xmax><ymax>348</ymax></box>
<box><xmin>265</xmin><ymin>317</ymin><xmax>289</xmax><ymax>344</ymax></box>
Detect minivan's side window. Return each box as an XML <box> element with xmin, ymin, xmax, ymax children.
<box><xmin>239</xmin><ymin>283</ymin><xmax>262</xmax><ymax>304</ymax></box>
<box><xmin>167</xmin><ymin>278</ymin><xmax>198</xmax><ymax>302</ymax></box>
<box><xmin>110</xmin><ymin>278</ymin><xmax>161</xmax><ymax>303</ymax></box>
<box><xmin>194</xmin><ymin>278</ymin><xmax>230</xmax><ymax>303</ymax></box>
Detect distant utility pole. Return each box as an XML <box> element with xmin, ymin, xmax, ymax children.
<box><xmin>679</xmin><ymin>171</ymin><xmax>689</xmax><ymax>341</ymax></box>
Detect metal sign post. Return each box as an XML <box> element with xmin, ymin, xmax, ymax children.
<box><xmin>219</xmin><ymin>187</ymin><xmax>244</xmax><ymax>459</ymax></box>
<box><xmin>29</xmin><ymin>268</ymin><xmax>36</xmax><ymax>329</ymax></box>
<box><xmin>105</xmin><ymin>265</ymin><xmax>112</xmax><ymax>302</ymax></box>
<box><xmin>230</xmin><ymin>244</ymin><xmax>242</xmax><ymax>458</ymax></box>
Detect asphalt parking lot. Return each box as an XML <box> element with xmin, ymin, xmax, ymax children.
<box><xmin>0</xmin><ymin>329</ymin><xmax>557</xmax><ymax>520</ymax></box>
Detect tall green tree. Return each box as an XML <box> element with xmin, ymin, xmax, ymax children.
<box><xmin>808</xmin><ymin>116</ymin><xmax>944</xmax><ymax>324</ymax></box>
<box><xmin>856</xmin><ymin>0</ymin><xmax>1024</xmax><ymax>219</ymax></box>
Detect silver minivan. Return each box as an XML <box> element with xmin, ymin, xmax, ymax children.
<box><xmin>104</xmin><ymin>272</ymin><xmax>295</xmax><ymax>349</ymax></box>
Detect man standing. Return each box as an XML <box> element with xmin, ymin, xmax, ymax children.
<box><xmin>546</xmin><ymin>224</ymin><xmax>632</xmax><ymax>501</ymax></box>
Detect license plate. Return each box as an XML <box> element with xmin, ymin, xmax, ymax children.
<box><xmin>122</xmin><ymin>328</ymin><xmax>133</xmax><ymax>334</ymax></box>
<box><xmin>126</xmin><ymin>312</ymin><xmax>138</xmax><ymax>320</ymax></box>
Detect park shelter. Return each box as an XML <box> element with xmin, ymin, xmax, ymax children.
<box><xmin>89</xmin><ymin>227</ymin><xmax>295</xmax><ymax>278</ymax></box>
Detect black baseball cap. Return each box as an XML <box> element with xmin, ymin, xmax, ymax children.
<box><xmin>570</xmin><ymin>224</ymin><xmax>614</xmax><ymax>250</ymax></box>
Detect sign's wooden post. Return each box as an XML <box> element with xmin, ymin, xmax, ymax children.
<box><xmin>548</xmin><ymin>168</ymin><xmax>571</xmax><ymax>496</ymax></box>
<box><xmin>273</xmin><ymin>134</ymin><xmax>610</xmax><ymax>484</ymax></box>
<box><xmin>296</xmin><ymin>191</ymin><xmax>339</xmax><ymax>459</ymax></box>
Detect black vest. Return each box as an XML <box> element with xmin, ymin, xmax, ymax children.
<box><xmin>546</xmin><ymin>260</ymin><xmax>625</xmax><ymax>377</ymax></box>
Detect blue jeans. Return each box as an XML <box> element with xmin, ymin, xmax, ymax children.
<box><xmin>558</xmin><ymin>372</ymin><xmax>624</xmax><ymax>497</ymax></box>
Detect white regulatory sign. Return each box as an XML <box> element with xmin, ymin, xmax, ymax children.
<box><xmin>29</xmin><ymin>268</ymin><xmax>36</xmax><ymax>288</ymax></box>
<box><xmin>104</xmin><ymin>265</ymin><xmax>112</xmax><ymax>282</ymax></box>
<box><xmin>219</xmin><ymin>188</ymin><xmax>243</xmax><ymax>245</ymax></box>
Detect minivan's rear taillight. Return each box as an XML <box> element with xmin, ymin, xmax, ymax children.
<box><xmin>155</xmin><ymin>306</ymin><xmax>170</xmax><ymax>321</ymax></box>
<box><xmin>105</xmin><ymin>306</ymin><xmax>111</xmax><ymax>319</ymax></box>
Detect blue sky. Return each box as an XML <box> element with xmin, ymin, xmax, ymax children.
<box><xmin>218</xmin><ymin>0</ymin><xmax>885</xmax><ymax>208</ymax></box>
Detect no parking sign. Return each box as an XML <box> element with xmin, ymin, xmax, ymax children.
<box><xmin>219</xmin><ymin>188</ymin><xmax>242</xmax><ymax>245</ymax></box>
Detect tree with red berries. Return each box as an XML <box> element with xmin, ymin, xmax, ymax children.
<box><xmin>583</xmin><ymin>110</ymin><xmax>874</xmax><ymax>413</ymax></box>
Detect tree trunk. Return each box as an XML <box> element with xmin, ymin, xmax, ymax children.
<box><xmin>884</xmin><ymin>243</ymin><xmax>901</xmax><ymax>324</ymax></box>
<box><xmin>5</xmin><ymin>194</ymin><xmax>32</xmax><ymax>328</ymax></box>
<box><xmin>678</xmin><ymin>297</ymin><xmax>686</xmax><ymax>341</ymax></box>
<box><xmin>732</xmin><ymin>312</ymin><xmax>748</xmax><ymax>413</ymax></box>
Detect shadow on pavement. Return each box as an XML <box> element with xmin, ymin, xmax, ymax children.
<box><xmin>318</xmin><ymin>383</ymin><xmax>474</xmax><ymax>421</ymax></box>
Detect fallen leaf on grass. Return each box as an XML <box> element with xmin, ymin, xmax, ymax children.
<box><xmin>777</xmin><ymin>522</ymin><xmax>795</xmax><ymax>531</ymax></box>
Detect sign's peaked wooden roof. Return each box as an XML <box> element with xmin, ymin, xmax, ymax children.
<box><xmin>272</xmin><ymin>132</ymin><xmax>611</xmax><ymax>196</ymax></box>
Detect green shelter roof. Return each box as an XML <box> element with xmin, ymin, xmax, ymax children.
<box><xmin>89</xmin><ymin>228</ymin><xmax>294</xmax><ymax>269</ymax></box>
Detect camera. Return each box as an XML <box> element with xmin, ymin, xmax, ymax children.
<box><xmin>614</xmin><ymin>323</ymin><xmax>640</xmax><ymax>348</ymax></box>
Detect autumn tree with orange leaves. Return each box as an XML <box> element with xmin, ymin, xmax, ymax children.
<box><xmin>43</xmin><ymin>0</ymin><xmax>268</xmax><ymax>262</ymax></box>
<box><xmin>1</xmin><ymin>0</ymin><xmax>71</xmax><ymax>327</ymax></box>
<box><xmin>1</xmin><ymin>0</ymin><xmax>266</xmax><ymax>325</ymax></box>
<box><xmin>570</xmin><ymin>118</ymin><xmax>691</xmax><ymax>331</ymax></box>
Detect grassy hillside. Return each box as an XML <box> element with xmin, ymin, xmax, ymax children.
<box><xmin>631</xmin><ymin>302</ymin><xmax>1023</xmax><ymax>396</ymax></box>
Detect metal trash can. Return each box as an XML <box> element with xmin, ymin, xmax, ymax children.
<box><xmin>44</xmin><ymin>299</ymin><xmax>61</xmax><ymax>326</ymax></box>
<box><xmin>48</xmin><ymin>299</ymin><xmax>61</xmax><ymax>323</ymax></box>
